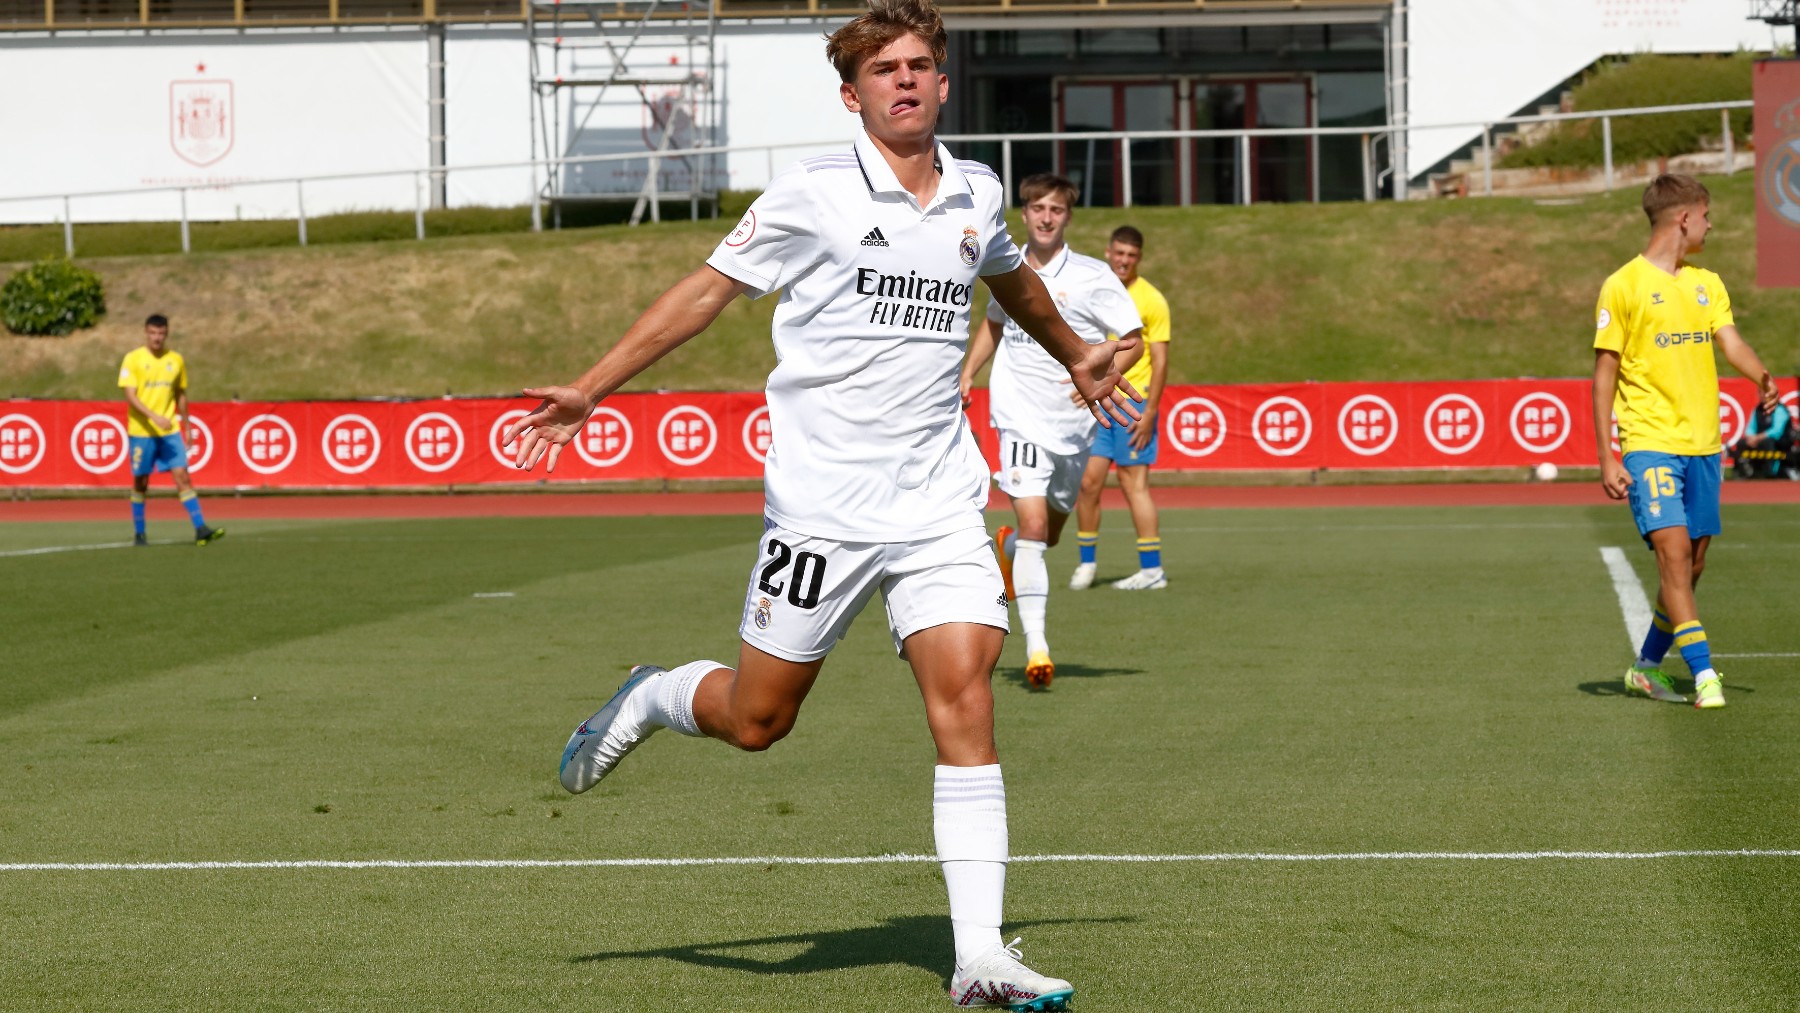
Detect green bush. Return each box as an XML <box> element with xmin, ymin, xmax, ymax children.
<box><xmin>1</xmin><ymin>258</ymin><xmax>107</xmax><ymax>336</ymax></box>
<box><xmin>1500</xmin><ymin>53</ymin><xmax>1754</xmax><ymax>169</ymax></box>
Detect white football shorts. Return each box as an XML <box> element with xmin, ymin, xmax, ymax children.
<box><xmin>738</xmin><ymin>520</ymin><xmax>1010</xmax><ymax>663</ymax></box>
<box><xmin>994</xmin><ymin>429</ymin><xmax>1091</xmax><ymax>515</ymax></box>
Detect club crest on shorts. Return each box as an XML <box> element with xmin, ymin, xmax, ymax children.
<box><xmin>754</xmin><ymin>596</ymin><xmax>773</xmax><ymax>630</ymax></box>
<box><xmin>1649</xmin><ymin>500</ymin><xmax>1662</xmax><ymax>517</ymax></box>
<box><xmin>959</xmin><ymin>227</ymin><xmax>979</xmax><ymax>267</ymax></box>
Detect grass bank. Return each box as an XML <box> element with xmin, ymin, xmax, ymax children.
<box><xmin>3</xmin><ymin>171</ymin><xmax>1795</xmax><ymax>400</ymax></box>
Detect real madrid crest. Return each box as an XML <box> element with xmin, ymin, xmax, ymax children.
<box><xmin>958</xmin><ymin>227</ymin><xmax>979</xmax><ymax>267</ymax></box>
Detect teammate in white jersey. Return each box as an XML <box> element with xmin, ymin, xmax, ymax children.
<box><xmin>505</xmin><ymin>4</ymin><xmax>1138</xmax><ymax>1009</ymax></box>
<box><xmin>960</xmin><ymin>174</ymin><xmax>1143</xmax><ymax>688</ymax></box>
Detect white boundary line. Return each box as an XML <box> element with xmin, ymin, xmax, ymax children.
<box><xmin>1714</xmin><ymin>653</ymin><xmax>1800</xmax><ymax>659</ymax></box>
<box><xmin>4</xmin><ymin>849</ymin><xmax>1799</xmax><ymax>872</ymax></box>
<box><xmin>1599</xmin><ymin>546</ymin><xmax>1653</xmax><ymax>651</ymax></box>
<box><xmin>0</xmin><ymin>540</ymin><xmax>139</xmax><ymax>558</ymax></box>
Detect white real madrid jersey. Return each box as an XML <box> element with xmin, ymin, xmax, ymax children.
<box><xmin>705</xmin><ymin>126</ymin><xmax>1023</xmax><ymax>542</ymax></box>
<box><xmin>987</xmin><ymin>244</ymin><xmax>1143</xmax><ymax>456</ymax></box>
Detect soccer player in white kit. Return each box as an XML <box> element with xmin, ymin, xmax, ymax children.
<box><xmin>505</xmin><ymin>3</ymin><xmax>1139</xmax><ymax>1009</ymax></box>
<box><xmin>960</xmin><ymin>174</ymin><xmax>1143</xmax><ymax>688</ymax></box>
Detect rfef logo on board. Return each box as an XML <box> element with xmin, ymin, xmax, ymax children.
<box><xmin>1336</xmin><ymin>395</ymin><xmax>1398</xmax><ymax>456</ymax></box>
<box><xmin>1718</xmin><ymin>393</ymin><xmax>1745</xmax><ymax>448</ymax></box>
<box><xmin>658</xmin><ymin>406</ymin><xmax>717</xmax><ymax>466</ymax></box>
<box><xmin>238</xmin><ymin>413</ymin><xmax>298</xmax><ymax>475</ymax></box>
<box><xmin>1163</xmin><ymin>397</ymin><xmax>1226</xmax><ymax>457</ymax></box>
<box><xmin>324</xmin><ymin>414</ymin><xmax>383</xmax><ymax>475</ymax></box>
<box><xmin>1251</xmin><ymin>396</ymin><xmax>1311</xmax><ymax>457</ymax></box>
<box><xmin>1423</xmin><ymin>394</ymin><xmax>1483</xmax><ymax>455</ymax></box>
<box><xmin>184</xmin><ymin>415</ymin><xmax>214</xmax><ymax>472</ymax></box>
<box><xmin>170</xmin><ymin>79</ymin><xmax>234</xmax><ymax>168</ymax></box>
<box><xmin>1509</xmin><ymin>392</ymin><xmax>1571</xmax><ymax>454</ymax></box>
<box><xmin>70</xmin><ymin>414</ymin><xmax>128</xmax><ymax>474</ymax></box>
<box><xmin>742</xmin><ymin>405</ymin><xmax>772</xmax><ymax>464</ymax></box>
<box><xmin>575</xmin><ymin>407</ymin><xmax>633</xmax><ymax>469</ymax></box>
<box><xmin>0</xmin><ymin>414</ymin><xmax>46</xmax><ymax>475</ymax></box>
<box><xmin>405</xmin><ymin>412</ymin><xmax>464</xmax><ymax>473</ymax></box>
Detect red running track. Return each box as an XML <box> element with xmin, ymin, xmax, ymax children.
<box><xmin>4</xmin><ymin>482</ymin><xmax>1798</xmax><ymax>523</ymax></box>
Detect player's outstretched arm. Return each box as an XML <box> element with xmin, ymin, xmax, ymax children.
<box><xmin>1715</xmin><ymin>325</ymin><xmax>1779</xmax><ymax>410</ymax></box>
<box><xmin>984</xmin><ymin>265</ymin><xmax>1141</xmax><ymax>429</ymax></box>
<box><xmin>507</xmin><ymin>266</ymin><xmax>749</xmax><ymax>472</ymax></box>
<box><xmin>1592</xmin><ymin>350</ymin><xmax>1631</xmax><ymax>500</ymax></box>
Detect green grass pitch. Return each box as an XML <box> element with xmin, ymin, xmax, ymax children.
<box><xmin>2</xmin><ymin>504</ymin><xmax>1797</xmax><ymax>1010</ymax></box>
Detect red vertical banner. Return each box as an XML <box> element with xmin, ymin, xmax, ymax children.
<box><xmin>1755</xmin><ymin>59</ymin><xmax>1800</xmax><ymax>289</ymax></box>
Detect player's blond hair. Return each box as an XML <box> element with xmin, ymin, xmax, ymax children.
<box><xmin>1642</xmin><ymin>173</ymin><xmax>1710</xmax><ymax>226</ymax></box>
<box><xmin>824</xmin><ymin>0</ymin><xmax>948</xmax><ymax>84</ymax></box>
<box><xmin>1019</xmin><ymin>173</ymin><xmax>1078</xmax><ymax>209</ymax></box>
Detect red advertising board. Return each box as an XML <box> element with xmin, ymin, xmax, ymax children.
<box><xmin>2</xmin><ymin>379</ymin><xmax>1793</xmax><ymax>490</ymax></box>
<box><xmin>1755</xmin><ymin>59</ymin><xmax>1800</xmax><ymax>289</ymax></box>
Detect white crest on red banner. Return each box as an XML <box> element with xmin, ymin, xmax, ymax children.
<box><xmin>487</xmin><ymin>410</ymin><xmax>531</xmax><ymax>469</ymax></box>
<box><xmin>70</xmin><ymin>414</ymin><xmax>129</xmax><ymax>475</ymax></box>
<box><xmin>1252</xmin><ymin>396</ymin><xmax>1312</xmax><ymax>457</ymax></box>
<box><xmin>238</xmin><ymin>413</ymin><xmax>298</xmax><ymax>475</ymax></box>
<box><xmin>324</xmin><ymin>414</ymin><xmax>383</xmax><ymax>475</ymax></box>
<box><xmin>1336</xmin><ymin>394</ymin><xmax>1398</xmax><ymax>457</ymax></box>
<box><xmin>574</xmin><ymin>407</ymin><xmax>634</xmax><ymax>469</ymax></box>
<box><xmin>170</xmin><ymin>79</ymin><xmax>234</xmax><ymax>168</ymax></box>
<box><xmin>658</xmin><ymin>406</ymin><xmax>717</xmax><ymax>466</ymax></box>
<box><xmin>405</xmin><ymin>412</ymin><xmax>464</xmax><ymax>473</ymax></box>
<box><xmin>742</xmin><ymin>405</ymin><xmax>772</xmax><ymax>464</ymax></box>
<box><xmin>1717</xmin><ymin>393</ymin><xmax>1745</xmax><ymax>448</ymax></box>
<box><xmin>1163</xmin><ymin>396</ymin><xmax>1227</xmax><ymax>457</ymax></box>
<box><xmin>185</xmin><ymin>415</ymin><xmax>214</xmax><ymax>472</ymax></box>
<box><xmin>0</xmin><ymin>413</ymin><xmax>47</xmax><ymax>475</ymax></box>
<box><xmin>1509</xmin><ymin>392</ymin><xmax>1571</xmax><ymax>454</ymax></box>
<box><xmin>1422</xmin><ymin>393</ymin><xmax>1484</xmax><ymax>455</ymax></box>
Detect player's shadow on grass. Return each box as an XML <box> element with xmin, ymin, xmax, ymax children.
<box><xmin>572</xmin><ymin>914</ymin><xmax>1129</xmax><ymax>981</ymax></box>
<box><xmin>997</xmin><ymin>663</ymin><xmax>1144</xmax><ymax>688</ymax></box>
<box><xmin>1578</xmin><ymin>679</ymin><xmax>1755</xmax><ymax>700</ymax></box>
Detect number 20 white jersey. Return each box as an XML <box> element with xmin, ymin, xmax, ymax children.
<box><xmin>706</xmin><ymin>126</ymin><xmax>1023</xmax><ymax>543</ymax></box>
<box><xmin>986</xmin><ymin>244</ymin><xmax>1143</xmax><ymax>456</ymax></box>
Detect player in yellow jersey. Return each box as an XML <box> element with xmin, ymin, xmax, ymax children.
<box><xmin>1070</xmin><ymin>225</ymin><xmax>1170</xmax><ymax>591</ymax></box>
<box><xmin>119</xmin><ymin>314</ymin><xmax>222</xmax><ymax>547</ymax></box>
<box><xmin>1592</xmin><ymin>174</ymin><xmax>1776</xmax><ymax>710</ymax></box>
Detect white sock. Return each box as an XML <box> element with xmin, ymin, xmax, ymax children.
<box><xmin>1013</xmin><ymin>538</ymin><xmax>1049</xmax><ymax>657</ymax></box>
<box><xmin>1695</xmin><ymin>667</ymin><xmax>1718</xmax><ymax>684</ymax></box>
<box><xmin>648</xmin><ymin>660</ymin><xmax>720</xmax><ymax>737</ymax></box>
<box><xmin>934</xmin><ymin>764</ymin><xmax>1008</xmax><ymax>968</ymax></box>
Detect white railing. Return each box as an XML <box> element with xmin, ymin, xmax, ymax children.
<box><xmin>0</xmin><ymin>99</ymin><xmax>1750</xmax><ymax>257</ymax></box>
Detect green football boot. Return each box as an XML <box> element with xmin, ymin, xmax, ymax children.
<box><xmin>1623</xmin><ymin>664</ymin><xmax>1685</xmax><ymax>703</ymax></box>
<box><xmin>1694</xmin><ymin>673</ymin><xmax>1726</xmax><ymax>710</ymax></box>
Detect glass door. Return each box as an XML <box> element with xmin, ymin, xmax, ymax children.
<box><xmin>1189</xmin><ymin>78</ymin><xmax>1313</xmax><ymax>204</ymax></box>
<box><xmin>1055</xmin><ymin>80</ymin><xmax>1179</xmax><ymax>206</ymax></box>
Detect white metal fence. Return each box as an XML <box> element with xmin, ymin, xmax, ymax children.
<box><xmin>0</xmin><ymin>99</ymin><xmax>1751</xmax><ymax>258</ymax></box>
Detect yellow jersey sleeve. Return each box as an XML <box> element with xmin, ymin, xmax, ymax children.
<box><xmin>117</xmin><ymin>350</ymin><xmax>143</xmax><ymax>390</ymax></box>
<box><xmin>173</xmin><ymin>352</ymin><xmax>188</xmax><ymax>394</ymax></box>
<box><xmin>1593</xmin><ymin>271</ymin><xmax>1631</xmax><ymax>354</ymax></box>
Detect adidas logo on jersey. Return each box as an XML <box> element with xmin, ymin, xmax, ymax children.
<box><xmin>860</xmin><ymin>227</ymin><xmax>890</xmax><ymax>247</ymax></box>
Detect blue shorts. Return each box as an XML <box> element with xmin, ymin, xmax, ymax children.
<box><xmin>129</xmin><ymin>434</ymin><xmax>188</xmax><ymax>477</ymax></box>
<box><xmin>1089</xmin><ymin>399</ymin><xmax>1158</xmax><ymax>467</ymax></box>
<box><xmin>1623</xmin><ymin>450</ymin><xmax>1721</xmax><ymax>547</ymax></box>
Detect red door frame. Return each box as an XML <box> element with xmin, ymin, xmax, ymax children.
<box><xmin>1053</xmin><ymin>78</ymin><xmax>1181</xmax><ymax>204</ymax></box>
<box><xmin>1188</xmin><ymin>76</ymin><xmax>1315</xmax><ymax>203</ymax></box>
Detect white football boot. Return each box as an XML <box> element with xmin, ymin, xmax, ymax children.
<box><xmin>1112</xmin><ymin>567</ymin><xmax>1167</xmax><ymax>590</ymax></box>
<box><xmin>558</xmin><ymin>665</ymin><xmax>666</xmax><ymax>794</ymax></box>
<box><xmin>1067</xmin><ymin>562</ymin><xmax>1097</xmax><ymax>590</ymax></box>
<box><xmin>949</xmin><ymin>938</ymin><xmax>1074</xmax><ymax>1011</ymax></box>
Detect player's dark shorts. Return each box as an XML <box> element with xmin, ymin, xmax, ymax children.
<box><xmin>1089</xmin><ymin>397</ymin><xmax>1157</xmax><ymax>467</ymax></box>
<box><xmin>1623</xmin><ymin>450</ymin><xmax>1721</xmax><ymax>547</ymax></box>
<box><xmin>129</xmin><ymin>434</ymin><xmax>188</xmax><ymax>477</ymax></box>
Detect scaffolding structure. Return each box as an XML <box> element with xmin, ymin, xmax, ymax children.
<box><xmin>527</xmin><ymin>0</ymin><xmax>720</xmax><ymax>226</ymax></box>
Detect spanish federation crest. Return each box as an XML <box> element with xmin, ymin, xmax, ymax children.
<box><xmin>170</xmin><ymin>80</ymin><xmax>234</xmax><ymax>168</ymax></box>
